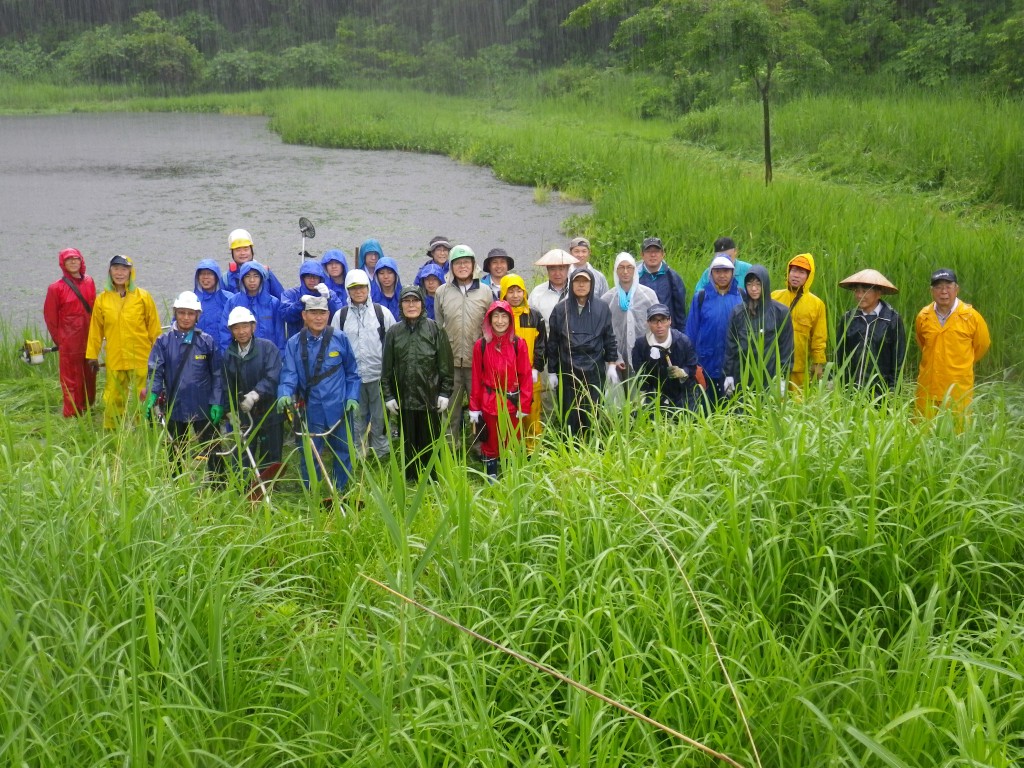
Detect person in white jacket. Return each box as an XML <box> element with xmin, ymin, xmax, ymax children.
<box><xmin>331</xmin><ymin>269</ymin><xmax>396</xmax><ymax>459</ymax></box>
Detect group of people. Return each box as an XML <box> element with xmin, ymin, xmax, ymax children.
<box><xmin>41</xmin><ymin>229</ymin><xmax>991</xmax><ymax>492</ymax></box>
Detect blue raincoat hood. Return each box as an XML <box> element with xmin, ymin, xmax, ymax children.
<box><xmin>357</xmin><ymin>238</ymin><xmax>385</xmax><ymax>271</ymax></box>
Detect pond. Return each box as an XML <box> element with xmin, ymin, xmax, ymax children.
<box><xmin>0</xmin><ymin>112</ymin><xmax>590</xmax><ymax>329</ymax></box>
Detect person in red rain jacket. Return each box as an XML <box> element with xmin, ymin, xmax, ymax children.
<box><xmin>43</xmin><ymin>248</ymin><xmax>97</xmax><ymax>417</ymax></box>
<box><xmin>468</xmin><ymin>300</ymin><xmax>534</xmax><ymax>481</ymax></box>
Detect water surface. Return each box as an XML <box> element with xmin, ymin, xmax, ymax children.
<box><xmin>0</xmin><ymin>113</ymin><xmax>590</xmax><ymax>328</ymax></box>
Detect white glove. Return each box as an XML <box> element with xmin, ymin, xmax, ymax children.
<box><xmin>548</xmin><ymin>373</ymin><xmax>558</xmax><ymax>390</ymax></box>
<box><xmin>649</xmin><ymin>347</ymin><xmax>662</xmax><ymax>360</ymax></box>
<box><xmin>531</xmin><ymin>369</ymin><xmax>539</xmax><ymax>384</ymax></box>
<box><xmin>240</xmin><ymin>390</ymin><xmax>259</xmax><ymax>413</ymax></box>
<box><xmin>315</xmin><ymin>283</ymin><xmax>330</xmax><ymax>298</ymax></box>
<box><xmin>723</xmin><ymin>377</ymin><xmax>735</xmax><ymax>396</ymax></box>
<box><xmin>607</xmin><ymin>364</ymin><xmax>619</xmax><ymax>386</ymax></box>
<box><xmin>515</xmin><ymin>411</ymin><xmax>527</xmax><ymax>419</ymax></box>
<box><xmin>385</xmin><ymin>399</ymin><xmax>399</xmax><ymax>415</ymax></box>
<box><xmin>780</xmin><ymin>379</ymin><xmax>788</xmax><ymax>397</ymax></box>
<box><xmin>436</xmin><ymin>396</ymin><xmax>449</xmax><ymax>411</ymax></box>
<box><xmin>468</xmin><ymin>410</ymin><xmax>481</xmax><ymax>425</ymax></box>
<box><xmin>668</xmin><ymin>365</ymin><xmax>687</xmax><ymax>380</ymax></box>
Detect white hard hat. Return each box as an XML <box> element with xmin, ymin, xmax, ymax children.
<box><xmin>345</xmin><ymin>268</ymin><xmax>371</xmax><ymax>288</ymax></box>
<box><xmin>229</xmin><ymin>228</ymin><xmax>253</xmax><ymax>250</ymax></box>
<box><xmin>226</xmin><ymin>306</ymin><xmax>257</xmax><ymax>326</ymax></box>
<box><xmin>535</xmin><ymin>248</ymin><xmax>578</xmax><ymax>267</ymax></box>
<box><xmin>172</xmin><ymin>291</ymin><xmax>202</xmax><ymax>312</ymax></box>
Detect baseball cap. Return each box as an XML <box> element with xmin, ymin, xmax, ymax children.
<box><xmin>710</xmin><ymin>255</ymin><xmax>735</xmax><ymax>270</ymax></box>
<box><xmin>569</xmin><ymin>237</ymin><xmax>590</xmax><ymax>249</ymax></box>
<box><xmin>109</xmin><ymin>254</ymin><xmax>133</xmax><ymax>268</ymax></box>
<box><xmin>647</xmin><ymin>303</ymin><xmax>671</xmax><ymax>320</ymax></box>
<box><xmin>301</xmin><ymin>295</ymin><xmax>329</xmax><ymax>311</ymax></box>
<box><xmin>642</xmin><ymin>237</ymin><xmax>663</xmax><ymax>251</ymax></box>
<box><xmin>930</xmin><ymin>268</ymin><xmax>958</xmax><ymax>285</ymax></box>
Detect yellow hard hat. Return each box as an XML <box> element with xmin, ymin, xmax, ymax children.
<box><xmin>229</xmin><ymin>228</ymin><xmax>253</xmax><ymax>250</ymax></box>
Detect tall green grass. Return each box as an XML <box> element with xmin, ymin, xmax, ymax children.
<box><xmin>2</xmin><ymin>353</ymin><xmax>1022</xmax><ymax>766</ymax></box>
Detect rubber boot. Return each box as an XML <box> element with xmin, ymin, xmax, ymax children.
<box><xmin>485</xmin><ymin>458</ymin><xmax>498</xmax><ymax>483</ymax></box>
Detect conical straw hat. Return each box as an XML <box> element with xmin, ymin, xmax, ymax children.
<box><xmin>838</xmin><ymin>268</ymin><xmax>898</xmax><ymax>295</ymax></box>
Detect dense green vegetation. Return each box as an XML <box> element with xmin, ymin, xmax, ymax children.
<box><xmin>2</xmin><ymin>338</ymin><xmax>1022</xmax><ymax>766</ymax></box>
<box><xmin>3</xmin><ymin>3</ymin><xmax>1024</xmax><ymax>763</ymax></box>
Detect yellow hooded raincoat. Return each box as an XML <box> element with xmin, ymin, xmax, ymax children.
<box><xmin>772</xmin><ymin>253</ymin><xmax>827</xmax><ymax>388</ymax></box>
<box><xmin>86</xmin><ymin>259</ymin><xmax>162</xmax><ymax>427</ymax></box>
<box><xmin>499</xmin><ymin>274</ymin><xmax>546</xmax><ymax>449</ymax></box>
<box><xmin>914</xmin><ymin>299</ymin><xmax>990</xmax><ymax>418</ymax></box>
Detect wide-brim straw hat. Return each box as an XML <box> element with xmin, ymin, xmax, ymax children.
<box><xmin>839</xmin><ymin>268</ymin><xmax>898</xmax><ymax>295</ymax></box>
<box><xmin>535</xmin><ymin>248</ymin><xmax>578</xmax><ymax>267</ymax></box>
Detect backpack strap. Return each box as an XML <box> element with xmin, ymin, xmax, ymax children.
<box><xmin>373</xmin><ymin>303</ymin><xmax>386</xmax><ymax>344</ymax></box>
<box><xmin>62</xmin><ymin>277</ymin><xmax>92</xmax><ymax>314</ymax></box>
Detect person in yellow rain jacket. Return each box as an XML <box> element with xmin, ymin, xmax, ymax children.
<box><xmin>86</xmin><ymin>255</ymin><xmax>162</xmax><ymax>429</ymax></box>
<box><xmin>772</xmin><ymin>253</ymin><xmax>827</xmax><ymax>390</ymax></box>
<box><xmin>499</xmin><ymin>274</ymin><xmax>546</xmax><ymax>450</ymax></box>
<box><xmin>914</xmin><ymin>268</ymin><xmax>990</xmax><ymax>419</ymax></box>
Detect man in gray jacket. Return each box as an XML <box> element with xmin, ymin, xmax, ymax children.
<box><xmin>331</xmin><ymin>268</ymin><xmax>396</xmax><ymax>459</ymax></box>
<box><xmin>434</xmin><ymin>244</ymin><xmax>492</xmax><ymax>443</ymax></box>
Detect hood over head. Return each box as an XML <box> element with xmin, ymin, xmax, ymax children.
<box><xmin>785</xmin><ymin>252</ymin><xmax>816</xmax><ymax>292</ymax></box>
<box><xmin>357</xmin><ymin>238</ymin><xmax>385</xmax><ymax>269</ymax></box>
<box><xmin>570</xmin><ymin>268</ymin><xmax>595</xmax><ymax>302</ymax></box>
<box><xmin>744</xmin><ymin>264</ymin><xmax>772</xmax><ymax>304</ymax></box>
<box><xmin>398</xmin><ymin>285</ymin><xmax>425</xmax><ymax>319</ymax></box>
<box><xmin>320</xmin><ymin>248</ymin><xmax>350</xmax><ymax>273</ymax></box>
<box><xmin>298</xmin><ymin>259</ymin><xmax>328</xmax><ymax>282</ymax></box>
<box><xmin>482</xmin><ymin>299</ymin><xmax>515</xmax><ymax>342</ymax></box>
<box><xmin>238</xmin><ymin>261</ymin><xmax>269</xmax><ymax>295</ymax></box>
<box><xmin>498</xmin><ymin>274</ymin><xmax>528</xmax><ymax>306</ymax></box>
<box><xmin>417</xmin><ymin>262</ymin><xmax>446</xmax><ymax>285</ymax></box>
<box><xmin>194</xmin><ymin>258</ymin><xmax>222</xmax><ymax>294</ymax></box>
<box><xmin>612</xmin><ymin>252</ymin><xmax>637</xmax><ymax>290</ymax></box>
<box><xmin>106</xmin><ymin>254</ymin><xmax>137</xmax><ymax>292</ymax></box>
<box><xmin>59</xmin><ymin>248</ymin><xmax>86</xmax><ymax>277</ymax></box>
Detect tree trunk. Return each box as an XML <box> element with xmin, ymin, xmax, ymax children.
<box><xmin>761</xmin><ymin>81</ymin><xmax>773</xmax><ymax>185</ymax></box>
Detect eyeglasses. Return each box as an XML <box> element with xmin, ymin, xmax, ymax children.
<box><xmin>648</xmin><ymin>316</ymin><xmax>671</xmax><ymax>324</ymax></box>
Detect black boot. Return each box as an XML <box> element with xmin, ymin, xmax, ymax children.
<box><xmin>485</xmin><ymin>459</ymin><xmax>498</xmax><ymax>483</ymax></box>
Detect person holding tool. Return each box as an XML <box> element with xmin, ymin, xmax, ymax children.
<box><xmin>277</xmin><ymin>294</ymin><xmax>361</xmax><ymax>496</ymax></box>
<box><xmin>43</xmin><ymin>247</ymin><xmax>97</xmax><ymax>417</ymax></box>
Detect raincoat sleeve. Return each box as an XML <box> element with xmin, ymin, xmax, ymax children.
<box><xmin>209</xmin><ymin>344</ymin><xmax>225</xmax><ymax>407</ymax></box>
<box><xmin>670</xmin><ymin>271</ymin><xmax>688</xmax><ymax>329</ymax></box>
<box><xmin>147</xmin><ymin>334</ymin><xmax>170</xmax><ymax>398</ymax></box>
<box><xmin>277</xmin><ymin>338</ymin><xmax>300</xmax><ymax>398</ymax></box>
<box><xmin>436</xmin><ymin>328</ymin><xmax>455</xmax><ymax>399</ymax></box>
<box><xmin>341</xmin><ymin>334</ymin><xmax>362</xmax><ymax>403</ymax></box>
<box><xmin>685</xmin><ymin>291</ymin><xmax>702</xmax><ymax>342</ymax></box>
<box><xmin>42</xmin><ymin>286</ymin><xmax>60</xmax><ymax>344</ymax></box>
<box><xmin>380</xmin><ymin>330</ymin><xmax>397</xmax><ymax>403</ymax></box>
<box><xmin>777</xmin><ymin>307</ymin><xmax>795</xmax><ymax>373</ymax></box>
<box><xmin>257</xmin><ymin>343</ymin><xmax>283</xmax><ymax>401</ymax></box>
<box><xmin>516</xmin><ymin>336</ymin><xmax>534</xmax><ymax>413</ymax></box>
<box><xmin>724</xmin><ymin>310</ymin><xmax>741</xmax><ymax>379</ymax></box>
<box><xmin>468</xmin><ymin>340</ymin><xmax>484</xmax><ymax>412</ymax></box>
<box><xmin>532</xmin><ymin>316</ymin><xmax>547</xmax><ymax>372</ymax></box>
<box><xmin>545</xmin><ymin>306</ymin><xmax>563</xmax><ymax>375</ymax></box>
<box><xmin>601</xmin><ymin>311</ymin><xmax>618</xmax><ymax>364</ymax></box>
<box><xmin>810</xmin><ymin>302</ymin><xmax>828</xmax><ymax>366</ymax></box>
<box><xmin>144</xmin><ymin>292</ymin><xmax>162</xmax><ymax>346</ymax></box>
<box><xmin>86</xmin><ymin>298</ymin><xmax>105</xmax><ymax>360</ymax></box>
<box><xmin>267</xmin><ymin>270</ymin><xmax>285</xmax><ymax>300</ymax></box>
<box><xmin>891</xmin><ymin>314</ymin><xmax>908</xmax><ymax>386</ymax></box>
<box><xmin>279</xmin><ymin>288</ymin><xmax>305</xmax><ymax>326</ymax></box>
<box><xmin>973</xmin><ymin>313</ymin><xmax>991</xmax><ymax>363</ymax></box>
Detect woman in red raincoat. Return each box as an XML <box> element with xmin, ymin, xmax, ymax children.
<box><xmin>43</xmin><ymin>248</ymin><xmax>97</xmax><ymax>417</ymax></box>
<box><xmin>468</xmin><ymin>300</ymin><xmax>534</xmax><ymax>480</ymax></box>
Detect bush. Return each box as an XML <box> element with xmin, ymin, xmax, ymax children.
<box><xmin>204</xmin><ymin>50</ymin><xmax>281</xmax><ymax>91</ymax></box>
<box><xmin>59</xmin><ymin>25</ymin><xmax>131</xmax><ymax>84</ymax></box>
<box><xmin>126</xmin><ymin>32</ymin><xmax>203</xmax><ymax>91</ymax></box>
<box><xmin>0</xmin><ymin>39</ymin><xmax>53</xmax><ymax>79</ymax></box>
<box><xmin>987</xmin><ymin>11</ymin><xmax>1024</xmax><ymax>94</ymax></box>
<box><xmin>278</xmin><ymin>43</ymin><xmax>344</xmax><ymax>87</ymax></box>
<box><xmin>171</xmin><ymin>11</ymin><xmax>229</xmax><ymax>57</ymax></box>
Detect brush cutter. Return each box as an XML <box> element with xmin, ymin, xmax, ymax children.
<box><xmin>287</xmin><ymin>400</ymin><xmax>346</xmax><ymax>505</ymax></box>
<box><xmin>20</xmin><ymin>339</ymin><xmax>58</xmax><ymax>365</ymax></box>
<box><xmin>220</xmin><ymin>411</ymin><xmax>276</xmax><ymax>502</ymax></box>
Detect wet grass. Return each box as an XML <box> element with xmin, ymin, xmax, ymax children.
<box><xmin>2</xmin><ymin>349</ymin><xmax>1023</xmax><ymax>766</ymax></box>
<box><xmin>3</xmin><ymin>80</ymin><xmax>1024</xmax><ymax>765</ymax></box>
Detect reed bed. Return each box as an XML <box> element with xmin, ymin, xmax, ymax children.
<box><xmin>1</xmin><ymin>357</ymin><xmax>1022</xmax><ymax>766</ymax></box>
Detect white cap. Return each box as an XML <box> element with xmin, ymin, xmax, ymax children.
<box><xmin>172</xmin><ymin>291</ymin><xmax>202</xmax><ymax>312</ymax></box>
<box><xmin>710</xmin><ymin>255</ymin><xmax>735</xmax><ymax>271</ymax></box>
<box><xmin>226</xmin><ymin>306</ymin><xmax>256</xmax><ymax>326</ymax></box>
<box><xmin>345</xmin><ymin>268</ymin><xmax>371</xmax><ymax>289</ymax></box>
